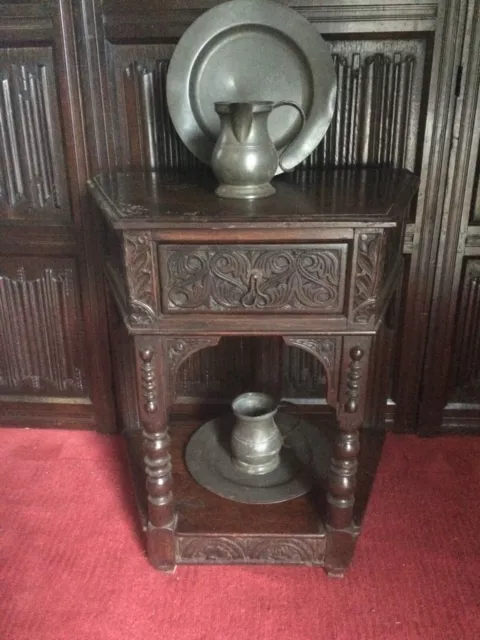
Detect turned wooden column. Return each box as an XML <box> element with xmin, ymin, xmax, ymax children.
<box><xmin>325</xmin><ymin>336</ymin><xmax>371</xmax><ymax>576</ymax></box>
<box><xmin>134</xmin><ymin>338</ymin><xmax>176</xmax><ymax>570</ymax></box>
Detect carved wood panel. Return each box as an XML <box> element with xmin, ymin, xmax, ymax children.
<box><xmin>160</xmin><ymin>244</ymin><xmax>347</xmax><ymax>314</ymax></box>
<box><xmin>300</xmin><ymin>39</ymin><xmax>427</xmax><ymax>172</ymax></box>
<box><xmin>0</xmin><ymin>47</ymin><xmax>68</xmax><ymax>220</ymax></box>
<box><xmin>0</xmin><ymin>258</ymin><xmax>87</xmax><ymax>397</ymax></box>
<box><xmin>107</xmin><ymin>43</ymin><xmax>204</xmax><ymax>172</ymax></box>
<box><xmin>124</xmin><ymin>231</ymin><xmax>159</xmax><ymax>326</ymax></box>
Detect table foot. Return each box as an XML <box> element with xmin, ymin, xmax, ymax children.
<box><xmin>147</xmin><ymin>521</ymin><xmax>177</xmax><ymax>572</ymax></box>
<box><xmin>324</xmin><ymin>528</ymin><xmax>358</xmax><ymax>578</ymax></box>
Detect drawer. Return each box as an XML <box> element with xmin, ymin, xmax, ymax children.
<box><xmin>158</xmin><ymin>244</ymin><xmax>348</xmax><ymax>314</ymax></box>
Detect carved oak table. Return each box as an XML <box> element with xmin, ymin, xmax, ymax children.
<box><xmin>89</xmin><ymin>167</ymin><xmax>418</xmax><ymax>577</ymax></box>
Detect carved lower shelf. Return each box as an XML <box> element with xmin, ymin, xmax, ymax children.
<box><xmin>124</xmin><ymin>416</ymin><xmax>384</xmax><ymax>567</ymax></box>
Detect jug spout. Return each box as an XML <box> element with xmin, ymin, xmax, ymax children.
<box><xmin>230</xmin><ymin>103</ymin><xmax>254</xmax><ymax>143</ymax></box>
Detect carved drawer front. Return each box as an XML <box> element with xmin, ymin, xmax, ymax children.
<box><xmin>159</xmin><ymin>244</ymin><xmax>348</xmax><ymax>314</ymax></box>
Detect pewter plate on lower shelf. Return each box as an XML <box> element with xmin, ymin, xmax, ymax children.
<box><xmin>185</xmin><ymin>413</ymin><xmax>330</xmax><ymax>504</ymax></box>
<box><xmin>167</xmin><ymin>0</ymin><xmax>336</xmax><ymax>174</ymax></box>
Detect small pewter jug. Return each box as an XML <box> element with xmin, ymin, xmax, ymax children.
<box><xmin>230</xmin><ymin>392</ymin><xmax>283</xmax><ymax>475</ymax></box>
<box><xmin>211</xmin><ymin>100</ymin><xmax>306</xmax><ymax>199</ymax></box>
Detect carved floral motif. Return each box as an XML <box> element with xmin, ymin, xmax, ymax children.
<box><xmin>353</xmin><ymin>233</ymin><xmax>385</xmax><ymax>323</ymax></box>
<box><xmin>163</xmin><ymin>246</ymin><xmax>344</xmax><ymax>313</ymax></box>
<box><xmin>124</xmin><ymin>232</ymin><xmax>157</xmax><ymax>325</ymax></box>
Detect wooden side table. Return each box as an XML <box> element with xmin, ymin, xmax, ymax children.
<box><xmin>89</xmin><ymin>167</ymin><xmax>418</xmax><ymax>577</ymax></box>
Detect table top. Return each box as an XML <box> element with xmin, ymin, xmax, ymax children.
<box><xmin>89</xmin><ymin>167</ymin><xmax>419</xmax><ymax>230</ymax></box>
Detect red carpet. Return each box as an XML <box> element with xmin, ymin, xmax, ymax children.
<box><xmin>0</xmin><ymin>427</ymin><xmax>479</xmax><ymax>640</ymax></box>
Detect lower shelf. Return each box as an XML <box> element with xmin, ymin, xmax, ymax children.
<box><xmin>125</xmin><ymin>414</ymin><xmax>385</xmax><ymax>567</ymax></box>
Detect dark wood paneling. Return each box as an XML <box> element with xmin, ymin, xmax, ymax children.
<box><xmin>6</xmin><ymin>0</ymin><xmax>474</xmax><ymax>433</ymax></box>
<box><xmin>392</xmin><ymin>0</ymin><xmax>468</xmax><ymax>431</ymax></box>
<box><xmin>0</xmin><ymin>0</ymin><xmax>116</xmax><ymax>431</ymax></box>
<box><xmin>419</xmin><ymin>0</ymin><xmax>480</xmax><ymax>433</ymax></box>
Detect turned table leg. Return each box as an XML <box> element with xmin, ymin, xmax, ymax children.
<box><xmin>325</xmin><ymin>337</ymin><xmax>371</xmax><ymax>578</ymax></box>
<box><xmin>135</xmin><ymin>339</ymin><xmax>176</xmax><ymax>571</ymax></box>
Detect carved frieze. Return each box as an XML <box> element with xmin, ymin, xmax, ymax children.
<box><xmin>353</xmin><ymin>233</ymin><xmax>385</xmax><ymax>323</ymax></box>
<box><xmin>177</xmin><ymin>535</ymin><xmax>325</xmax><ymax>564</ymax></box>
<box><xmin>124</xmin><ymin>232</ymin><xmax>157</xmax><ymax>325</ymax></box>
<box><xmin>161</xmin><ymin>245</ymin><xmax>346</xmax><ymax>313</ymax></box>
<box><xmin>0</xmin><ymin>266</ymin><xmax>85</xmax><ymax>394</ymax></box>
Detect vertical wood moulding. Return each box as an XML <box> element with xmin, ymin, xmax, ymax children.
<box><xmin>0</xmin><ymin>74</ymin><xmax>23</xmax><ymax>206</ymax></box>
<box><xmin>452</xmin><ymin>261</ymin><xmax>480</xmax><ymax>392</ymax></box>
<box><xmin>394</xmin><ymin>0</ymin><xmax>468</xmax><ymax>431</ymax></box>
<box><xmin>74</xmin><ymin>0</ymin><xmax>115</xmax><ymax>174</ymax></box>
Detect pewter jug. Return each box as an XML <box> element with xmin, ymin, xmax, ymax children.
<box><xmin>211</xmin><ymin>100</ymin><xmax>306</xmax><ymax>199</ymax></box>
<box><xmin>230</xmin><ymin>392</ymin><xmax>283</xmax><ymax>475</ymax></box>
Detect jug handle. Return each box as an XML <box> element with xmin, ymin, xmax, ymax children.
<box><xmin>272</xmin><ymin>101</ymin><xmax>306</xmax><ymax>173</ymax></box>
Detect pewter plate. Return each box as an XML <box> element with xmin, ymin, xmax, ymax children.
<box><xmin>167</xmin><ymin>0</ymin><xmax>336</xmax><ymax>174</ymax></box>
<box><xmin>185</xmin><ymin>413</ymin><xmax>330</xmax><ymax>504</ymax></box>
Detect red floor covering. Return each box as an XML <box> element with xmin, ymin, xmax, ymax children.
<box><xmin>0</xmin><ymin>427</ymin><xmax>479</xmax><ymax>640</ymax></box>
